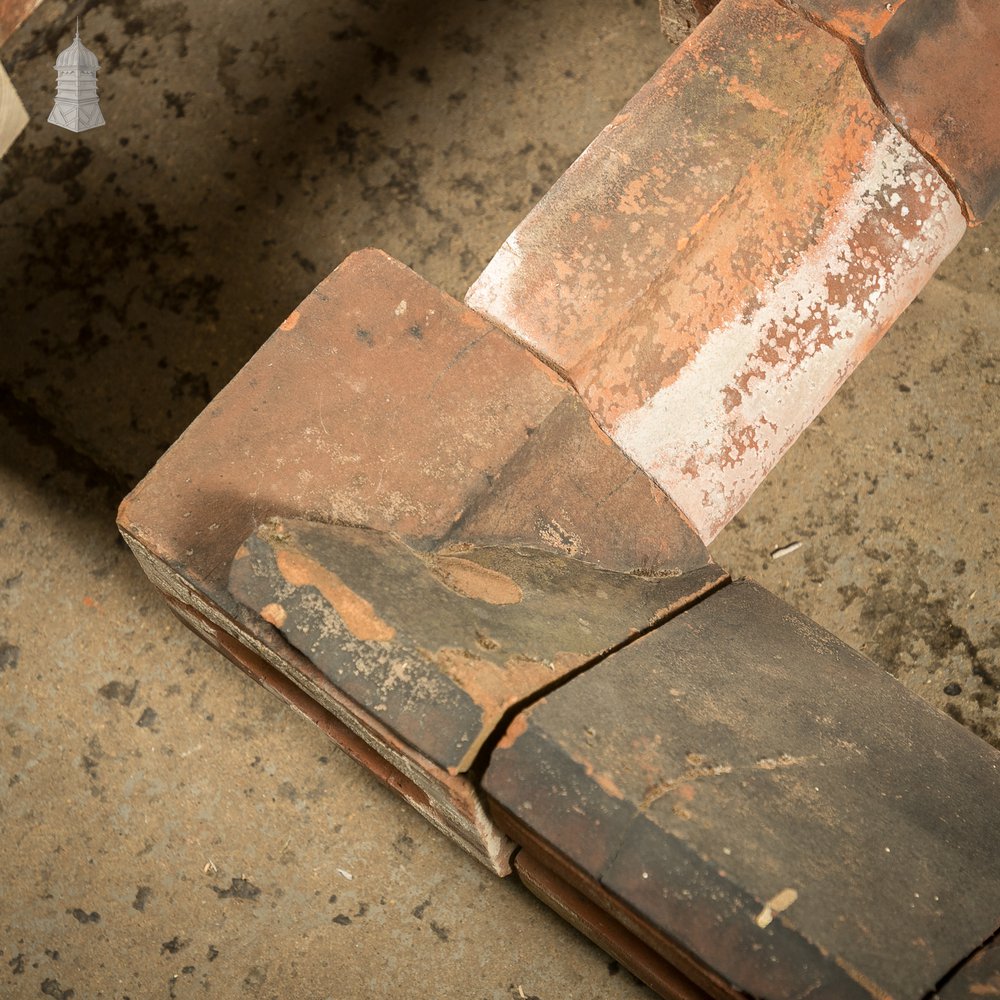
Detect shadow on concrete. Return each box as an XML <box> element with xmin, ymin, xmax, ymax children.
<box><xmin>1</xmin><ymin>0</ymin><xmax>632</xmax><ymax>505</ymax></box>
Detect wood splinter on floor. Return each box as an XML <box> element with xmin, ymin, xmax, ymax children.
<box><xmin>770</xmin><ymin>541</ymin><xmax>804</xmax><ymax>559</ymax></box>
<box><xmin>755</xmin><ymin>888</ymin><xmax>799</xmax><ymax>929</ymax></box>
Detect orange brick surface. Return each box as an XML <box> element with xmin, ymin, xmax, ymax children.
<box><xmin>468</xmin><ymin>0</ymin><xmax>966</xmax><ymax>541</ymax></box>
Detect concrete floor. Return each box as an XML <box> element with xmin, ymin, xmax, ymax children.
<box><xmin>0</xmin><ymin>0</ymin><xmax>997</xmax><ymax>997</ymax></box>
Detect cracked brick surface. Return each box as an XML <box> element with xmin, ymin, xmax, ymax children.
<box><xmin>118</xmin><ymin>248</ymin><xmax>722</xmax><ymax>870</ymax></box>
<box><xmin>483</xmin><ymin>581</ymin><xmax>1000</xmax><ymax>1000</ymax></box>
<box><xmin>228</xmin><ymin>518</ymin><xmax>722</xmax><ymax>774</ymax></box>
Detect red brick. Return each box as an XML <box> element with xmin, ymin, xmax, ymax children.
<box><xmin>865</xmin><ymin>0</ymin><xmax>1000</xmax><ymax>221</ymax></box>
<box><xmin>781</xmin><ymin>0</ymin><xmax>898</xmax><ymax>44</ymax></box>
<box><xmin>119</xmin><ymin>249</ymin><xmax>721</xmax><ymax>870</ymax></box>
<box><xmin>467</xmin><ymin>0</ymin><xmax>965</xmax><ymax>541</ymax></box>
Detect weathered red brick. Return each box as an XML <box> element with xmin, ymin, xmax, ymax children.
<box><xmin>865</xmin><ymin>0</ymin><xmax>1000</xmax><ymax>222</ymax></box>
<box><xmin>467</xmin><ymin>0</ymin><xmax>965</xmax><ymax>541</ymax></box>
<box><xmin>118</xmin><ymin>249</ymin><xmax>722</xmax><ymax>870</ymax></box>
<box><xmin>780</xmin><ymin>0</ymin><xmax>898</xmax><ymax>44</ymax></box>
<box><xmin>228</xmin><ymin>517</ymin><xmax>722</xmax><ymax>775</ymax></box>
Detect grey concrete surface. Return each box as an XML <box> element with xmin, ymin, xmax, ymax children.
<box><xmin>0</xmin><ymin>0</ymin><xmax>996</xmax><ymax>998</ymax></box>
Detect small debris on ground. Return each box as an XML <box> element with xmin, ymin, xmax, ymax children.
<box><xmin>770</xmin><ymin>541</ymin><xmax>803</xmax><ymax>559</ymax></box>
<box><xmin>755</xmin><ymin>887</ymin><xmax>798</xmax><ymax>929</ymax></box>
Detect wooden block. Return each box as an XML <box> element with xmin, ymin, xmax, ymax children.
<box><xmin>0</xmin><ymin>62</ymin><xmax>28</xmax><ymax>161</ymax></box>
<box><xmin>467</xmin><ymin>0</ymin><xmax>965</xmax><ymax>541</ymax></box>
<box><xmin>118</xmin><ymin>248</ymin><xmax>722</xmax><ymax>871</ymax></box>
<box><xmin>483</xmin><ymin>581</ymin><xmax>1000</xmax><ymax>998</ymax></box>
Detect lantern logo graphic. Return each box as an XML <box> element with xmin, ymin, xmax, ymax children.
<box><xmin>48</xmin><ymin>19</ymin><xmax>105</xmax><ymax>132</ymax></box>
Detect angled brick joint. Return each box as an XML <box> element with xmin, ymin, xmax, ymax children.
<box><xmin>118</xmin><ymin>0</ymin><xmax>1000</xmax><ymax>996</ymax></box>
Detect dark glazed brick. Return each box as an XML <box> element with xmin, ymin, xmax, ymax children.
<box><xmin>484</xmin><ymin>581</ymin><xmax>1000</xmax><ymax>999</ymax></box>
<box><xmin>228</xmin><ymin>517</ymin><xmax>722</xmax><ymax>773</ymax></box>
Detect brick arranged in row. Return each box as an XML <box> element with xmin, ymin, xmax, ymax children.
<box><xmin>116</xmin><ymin>0</ymin><xmax>1000</xmax><ymax>989</ymax></box>
<box><xmin>119</xmin><ymin>246</ymin><xmax>1000</xmax><ymax>994</ymax></box>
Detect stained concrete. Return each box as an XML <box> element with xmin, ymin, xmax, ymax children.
<box><xmin>0</xmin><ymin>0</ymin><xmax>996</xmax><ymax>997</ymax></box>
